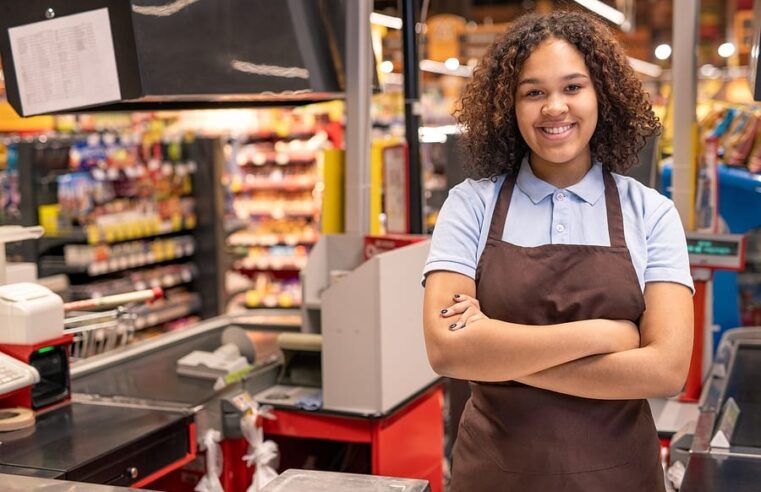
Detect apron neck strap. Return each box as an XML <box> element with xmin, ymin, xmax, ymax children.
<box><xmin>487</xmin><ymin>174</ymin><xmax>516</xmax><ymax>242</ymax></box>
<box><xmin>487</xmin><ymin>169</ymin><xmax>626</xmax><ymax>248</ymax></box>
<box><xmin>602</xmin><ymin>170</ymin><xmax>626</xmax><ymax>248</ymax></box>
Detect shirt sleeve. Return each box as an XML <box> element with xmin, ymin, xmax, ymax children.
<box><xmin>644</xmin><ymin>199</ymin><xmax>695</xmax><ymax>293</ymax></box>
<box><xmin>421</xmin><ymin>182</ymin><xmax>485</xmax><ymax>286</ymax></box>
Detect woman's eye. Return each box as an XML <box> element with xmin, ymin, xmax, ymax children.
<box><xmin>525</xmin><ymin>89</ymin><xmax>543</xmax><ymax>97</ymax></box>
<box><xmin>566</xmin><ymin>84</ymin><xmax>582</xmax><ymax>92</ymax></box>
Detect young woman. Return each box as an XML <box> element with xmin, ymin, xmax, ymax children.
<box><xmin>422</xmin><ymin>10</ymin><xmax>694</xmax><ymax>491</ymax></box>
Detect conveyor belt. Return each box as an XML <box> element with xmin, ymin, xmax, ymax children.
<box><xmin>680</xmin><ymin>454</ymin><xmax>761</xmax><ymax>492</ymax></box>
<box><xmin>681</xmin><ymin>331</ymin><xmax>761</xmax><ymax>492</ymax></box>
<box><xmin>724</xmin><ymin>345</ymin><xmax>761</xmax><ymax>447</ymax></box>
<box><xmin>72</xmin><ymin>329</ymin><xmax>224</xmax><ymax>406</ymax></box>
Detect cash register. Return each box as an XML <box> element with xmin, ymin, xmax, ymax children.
<box><xmin>0</xmin><ymin>226</ymin><xmax>70</xmax><ymax>413</ymax></box>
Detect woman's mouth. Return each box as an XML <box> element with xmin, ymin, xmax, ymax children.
<box><xmin>538</xmin><ymin>123</ymin><xmax>576</xmax><ymax>139</ymax></box>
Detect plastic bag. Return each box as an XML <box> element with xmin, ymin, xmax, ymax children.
<box><xmin>241</xmin><ymin>404</ymin><xmax>279</xmax><ymax>492</ymax></box>
<box><xmin>195</xmin><ymin>429</ymin><xmax>224</xmax><ymax>492</ymax></box>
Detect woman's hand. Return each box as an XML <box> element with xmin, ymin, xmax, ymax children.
<box><xmin>440</xmin><ymin>293</ymin><xmax>489</xmax><ymax>331</ymax></box>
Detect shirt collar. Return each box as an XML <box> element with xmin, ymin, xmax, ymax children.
<box><xmin>515</xmin><ymin>156</ymin><xmax>555</xmax><ymax>204</ymax></box>
<box><xmin>515</xmin><ymin>155</ymin><xmax>605</xmax><ymax>206</ymax></box>
<box><xmin>566</xmin><ymin>162</ymin><xmax>605</xmax><ymax>205</ymax></box>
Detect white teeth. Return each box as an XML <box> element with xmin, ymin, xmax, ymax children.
<box><xmin>541</xmin><ymin>124</ymin><xmax>573</xmax><ymax>134</ymax></box>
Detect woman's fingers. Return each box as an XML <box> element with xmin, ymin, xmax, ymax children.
<box><xmin>453</xmin><ymin>293</ymin><xmax>480</xmax><ymax>309</ymax></box>
<box><xmin>449</xmin><ymin>306</ymin><xmax>487</xmax><ymax>331</ymax></box>
<box><xmin>440</xmin><ymin>294</ymin><xmax>481</xmax><ymax>318</ymax></box>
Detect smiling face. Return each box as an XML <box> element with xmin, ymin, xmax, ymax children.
<box><xmin>515</xmin><ymin>37</ymin><xmax>598</xmax><ymax>186</ymax></box>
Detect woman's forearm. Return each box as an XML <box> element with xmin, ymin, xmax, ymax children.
<box><xmin>516</xmin><ymin>346</ymin><xmax>685</xmax><ymax>399</ymax></box>
<box><xmin>427</xmin><ymin>317</ymin><xmax>636</xmax><ymax>382</ymax></box>
<box><xmin>515</xmin><ymin>283</ymin><xmax>694</xmax><ymax>399</ymax></box>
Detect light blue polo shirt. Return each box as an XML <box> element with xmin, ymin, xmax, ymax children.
<box><xmin>423</xmin><ymin>158</ymin><xmax>694</xmax><ymax>294</ymax></box>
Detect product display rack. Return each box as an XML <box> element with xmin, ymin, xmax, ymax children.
<box><xmin>10</xmin><ymin>135</ymin><xmax>225</xmax><ymax>354</ymax></box>
<box><xmin>223</xmin><ymin>124</ymin><xmax>328</xmax><ymax>312</ymax></box>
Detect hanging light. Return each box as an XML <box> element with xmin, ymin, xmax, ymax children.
<box><xmin>654</xmin><ymin>44</ymin><xmax>672</xmax><ymax>61</ymax></box>
<box><xmin>718</xmin><ymin>42</ymin><xmax>736</xmax><ymax>58</ymax></box>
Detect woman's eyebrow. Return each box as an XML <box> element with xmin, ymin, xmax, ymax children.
<box><xmin>517</xmin><ymin>73</ymin><xmax>589</xmax><ymax>86</ymax></box>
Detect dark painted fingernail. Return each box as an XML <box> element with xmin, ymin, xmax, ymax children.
<box><xmin>449</xmin><ymin>323</ymin><xmax>457</xmax><ymax>330</ymax></box>
<box><xmin>441</xmin><ymin>309</ymin><xmax>447</xmax><ymax>314</ymax></box>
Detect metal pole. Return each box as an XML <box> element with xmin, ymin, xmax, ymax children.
<box><xmin>672</xmin><ymin>0</ymin><xmax>698</xmax><ymax>230</ymax></box>
<box><xmin>345</xmin><ymin>0</ymin><xmax>373</xmax><ymax>234</ymax></box>
<box><xmin>401</xmin><ymin>0</ymin><xmax>423</xmax><ymax>234</ymax></box>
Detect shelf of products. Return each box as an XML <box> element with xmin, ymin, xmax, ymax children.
<box><xmin>2</xmin><ymin>123</ymin><xmax>225</xmax><ymax>362</ymax></box>
<box><xmin>218</xmin><ymin>107</ymin><xmax>339</xmax><ymax>312</ymax></box>
<box><xmin>41</xmin><ymin>234</ymin><xmax>196</xmax><ymax>276</ymax></box>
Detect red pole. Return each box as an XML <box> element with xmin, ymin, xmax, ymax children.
<box><xmin>681</xmin><ymin>280</ymin><xmax>706</xmax><ymax>402</ymax></box>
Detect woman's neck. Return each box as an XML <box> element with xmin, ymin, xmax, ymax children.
<box><xmin>528</xmin><ymin>153</ymin><xmax>593</xmax><ymax>188</ymax></box>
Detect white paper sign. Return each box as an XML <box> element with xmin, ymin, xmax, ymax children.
<box><xmin>8</xmin><ymin>8</ymin><xmax>121</xmax><ymax>116</ymax></box>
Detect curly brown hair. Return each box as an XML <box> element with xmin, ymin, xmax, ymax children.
<box><xmin>455</xmin><ymin>10</ymin><xmax>662</xmax><ymax>178</ymax></box>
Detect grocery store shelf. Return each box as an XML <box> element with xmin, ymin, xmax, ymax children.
<box><xmin>231</xmin><ymin>180</ymin><xmax>317</xmax><ymax>192</ymax></box>
<box><xmin>41</xmin><ymin>249</ymin><xmax>196</xmax><ymax>277</ymax></box>
<box><xmin>228</xmin><ymin>238</ymin><xmax>317</xmax><ymax>248</ymax></box>
<box><xmin>233</xmin><ymin>264</ymin><xmax>303</xmax><ymax>274</ymax></box>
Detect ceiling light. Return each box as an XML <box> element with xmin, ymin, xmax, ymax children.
<box><xmin>380</xmin><ymin>61</ymin><xmax>394</xmax><ymax>73</ymax></box>
<box><xmin>573</xmin><ymin>0</ymin><xmax>625</xmax><ymax>26</ymax></box>
<box><xmin>444</xmin><ymin>58</ymin><xmax>460</xmax><ymax>71</ymax></box>
<box><xmin>718</xmin><ymin>42</ymin><xmax>736</xmax><ymax>58</ymax></box>
<box><xmin>654</xmin><ymin>44</ymin><xmax>672</xmax><ymax>61</ymax></box>
<box><xmin>419</xmin><ymin>59</ymin><xmax>473</xmax><ymax>77</ymax></box>
<box><xmin>627</xmin><ymin>56</ymin><xmax>662</xmax><ymax>78</ymax></box>
<box><xmin>370</xmin><ymin>12</ymin><xmax>402</xmax><ymax>30</ymax></box>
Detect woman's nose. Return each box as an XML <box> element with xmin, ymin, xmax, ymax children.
<box><xmin>541</xmin><ymin>95</ymin><xmax>568</xmax><ymax>117</ymax></box>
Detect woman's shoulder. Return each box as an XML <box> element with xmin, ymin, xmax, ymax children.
<box><xmin>448</xmin><ymin>174</ymin><xmax>507</xmax><ymax>209</ymax></box>
<box><xmin>610</xmin><ymin>171</ymin><xmax>675</xmax><ymax>221</ymax></box>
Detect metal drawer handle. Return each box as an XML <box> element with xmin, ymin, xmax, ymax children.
<box><xmin>127</xmin><ymin>467</ymin><xmax>139</xmax><ymax>479</ymax></box>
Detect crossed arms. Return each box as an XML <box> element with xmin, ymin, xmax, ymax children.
<box><xmin>422</xmin><ymin>271</ymin><xmax>693</xmax><ymax>400</ymax></box>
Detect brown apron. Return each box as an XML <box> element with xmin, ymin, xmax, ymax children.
<box><xmin>450</xmin><ymin>171</ymin><xmax>665</xmax><ymax>491</ymax></box>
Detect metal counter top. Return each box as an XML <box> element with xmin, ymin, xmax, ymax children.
<box><xmin>262</xmin><ymin>469</ymin><xmax>430</xmax><ymax>492</ymax></box>
<box><xmin>0</xmin><ymin>473</ymin><xmax>133</xmax><ymax>491</ymax></box>
<box><xmin>2</xmin><ymin>317</ymin><xmax>280</xmax><ymax>487</ymax></box>
<box><xmin>0</xmin><ymin>401</ymin><xmax>192</xmax><ymax>484</ymax></box>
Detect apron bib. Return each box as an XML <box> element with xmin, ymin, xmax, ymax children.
<box><xmin>450</xmin><ymin>171</ymin><xmax>665</xmax><ymax>492</ymax></box>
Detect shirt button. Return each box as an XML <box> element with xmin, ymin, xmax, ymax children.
<box><xmin>555</xmin><ymin>224</ymin><xmax>566</xmax><ymax>233</ymax></box>
<box><xmin>555</xmin><ymin>192</ymin><xmax>566</xmax><ymax>201</ymax></box>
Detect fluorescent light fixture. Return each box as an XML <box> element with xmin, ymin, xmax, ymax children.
<box><xmin>370</xmin><ymin>12</ymin><xmax>402</xmax><ymax>30</ymax></box>
<box><xmin>419</xmin><ymin>125</ymin><xmax>461</xmax><ymax>144</ymax></box>
<box><xmin>627</xmin><ymin>56</ymin><xmax>662</xmax><ymax>78</ymax></box>
<box><xmin>654</xmin><ymin>44</ymin><xmax>672</xmax><ymax>61</ymax></box>
<box><xmin>419</xmin><ymin>59</ymin><xmax>473</xmax><ymax>77</ymax></box>
<box><xmin>718</xmin><ymin>42</ymin><xmax>736</xmax><ymax>58</ymax></box>
<box><xmin>573</xmin><ymin>0</ymin><xmax>625</xmax><ymax>26</ymax></box>
<box><xmin>444</xmin><ymin>57</ymin><xmax>460</xmax><ymax>70</ymax></box>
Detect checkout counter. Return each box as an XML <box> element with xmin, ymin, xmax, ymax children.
<box><xmin>678</xmin><ymin>327</ymin><xmax>761</xmax><ymax>491</ymax></box>
<box><xmin>0</xmin><ymin>236</ymin><xmax>442</xmax><ymax>491</ymax></box>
